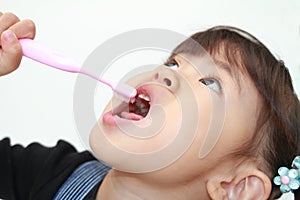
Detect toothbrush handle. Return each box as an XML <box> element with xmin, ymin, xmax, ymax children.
<box><xmin>19</xmin><ymin>38</ymin><xmax>81</xmax><ymax>73</ymax></box>
<box><xmin>19</xmin><ymin>38</ymin><xmax>136</xmax><ymax>99</ymax></box>
<box><xmin>19</xmin><ymin>38</ymin><xmax>114</xmax><ymax>87</ymax></box>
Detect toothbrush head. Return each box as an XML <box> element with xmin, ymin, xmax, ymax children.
<box><xmin>114</xmin><ymin>83</ymin><xmax>137</xmax><ymax>103</ymax></box>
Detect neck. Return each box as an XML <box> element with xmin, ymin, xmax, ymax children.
<box><xmin>96</xmin><ymin>169</ymin><xmax>209</xmax><ymax>200</ymax></box>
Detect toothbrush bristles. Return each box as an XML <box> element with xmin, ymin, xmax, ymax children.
<box><xmin>114</xmin><ymin>83</ymin><xmax>137</xmax><ymax>103</ymax></box>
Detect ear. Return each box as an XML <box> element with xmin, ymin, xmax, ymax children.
<box><xmin>206</xmin><ymin>165</ymin><xmax>272</xmax><ymax>200</ymax></box>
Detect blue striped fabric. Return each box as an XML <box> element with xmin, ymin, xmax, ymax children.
<box><xmin>53</xmin><ymin>160</ymin><xmax>111</xmax><ymax>200</ymax></box>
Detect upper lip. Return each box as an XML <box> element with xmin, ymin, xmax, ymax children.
<box><xmin>136</xmin><ymin>87</ymin><xmax>151</xmax><ymax>101</ymax></box>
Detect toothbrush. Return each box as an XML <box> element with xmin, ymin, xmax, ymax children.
<box><xmin>19</xmin><ymin>38</ymin><xmax>137</xmax><ymax>102</ymax></box>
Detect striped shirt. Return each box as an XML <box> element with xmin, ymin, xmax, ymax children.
<box><xmin>53</xmin><ymin>160</ymin><xmax>111</xmax><ymax>200</ymax></box>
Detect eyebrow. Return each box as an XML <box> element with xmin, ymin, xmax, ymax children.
<box><xmin>212</xmin><ymin>58</ymin><xmax>233</xmax><ymax>78</ymax></box>
<box><xmin>212</xmin><ymin>58</ymin><xmax>243</xmax><ymax>92</ymax></box>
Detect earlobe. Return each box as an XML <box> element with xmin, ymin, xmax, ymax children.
<box><xmin>206</xmin><ymin>170</ymin><xmax>272</xmax><ymax>199</ymax></box>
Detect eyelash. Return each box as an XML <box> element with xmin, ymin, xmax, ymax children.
<box><xmin>164</xmin><ymin>58</ymin><xmax>179</xmax><ymax>69</ymax></box>
<box><xmin>199</xmin><ymin>74</ymin><xmax>223</xmax><ymax>94</ymax></box>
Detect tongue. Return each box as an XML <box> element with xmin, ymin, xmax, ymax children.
<box><xmin>119</xmin><ymin>111</ymin><xmax>144</xmax><ymax>120</ymax></box>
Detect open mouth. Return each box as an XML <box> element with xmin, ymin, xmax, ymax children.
<box><xmin>113</xmin><ymin>89</ymin><xmax>151</xmax><ymax>121</ymax></box>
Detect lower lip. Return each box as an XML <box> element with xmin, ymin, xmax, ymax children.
<box><xmin>103</xmin><ymin>111</ymin><xmax>117</xmax><ymax>126</ymax></box>
<box><xmin>103</xmin><ymin>111</ymin><xmax>139</xmax><ymax>126</ymax></box>
<box><xmin>103</xmin><ymin>109</ymin><xmax>149</xmax><ymax>126</ymax></box>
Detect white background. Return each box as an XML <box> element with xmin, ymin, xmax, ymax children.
<box><xmin>0</xmin><ymin>1</ymin><xmax>299</xmax><ymax>199</ymax></box>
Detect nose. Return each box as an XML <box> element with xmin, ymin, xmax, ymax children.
<box><xmin>153</xmin><ymin>69</ymin><xmax>179</xmax><ymax>91</ymax></box>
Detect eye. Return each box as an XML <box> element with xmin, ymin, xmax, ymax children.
<box><xmin>165</xmin><ymin>59</ymin><xmax>179</xmax><ymax>70</ymax></box>
<box><xmin>199</xmin><ymin>78</ymin><xmax>222</xmax><ymax>94</ymax></box>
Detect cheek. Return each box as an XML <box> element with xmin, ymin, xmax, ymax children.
<box><xmin>155</xmin><ymin>88</ymin><xmax>219</xmax><ymax>179</ymax></box>
<box><xmin>213</xmin><ymin>93</ymin><xmax>259</xmax><ymax>156</ymax></box>
<box><xmin>194</xmin><ymin>87</ymin><xmax>226</xmax><ymax>159</ymax></box>
<box><xmin>194</xmin><ymin>95</ymin><xmax>214</xmax><ymax>153</ymax></box>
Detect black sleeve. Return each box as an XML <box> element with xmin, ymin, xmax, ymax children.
<box><xmin>0</xmin><ymin>137</ymin><xmax>95</xmax><ymax>200</ymax></box>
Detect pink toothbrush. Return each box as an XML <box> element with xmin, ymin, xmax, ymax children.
<box><xmin>19</xmin><ymin>39</ymin><xmax>137</xmax><ymax>102</ymax></box>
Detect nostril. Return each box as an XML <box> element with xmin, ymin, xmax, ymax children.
<box><xmin>154</xmin><ymin>73</ymin><xmax>159</xmax><ymax>80</ymax></box>
<box><xmin>163</xmin><ymin>78</ymin><xmax>172</xmax><ymax>86</ymax></box>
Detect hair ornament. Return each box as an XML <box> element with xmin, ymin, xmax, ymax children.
<box><xmin>273</xmin><ymin>156</ymin><xmax>300</xmax><ymax>193</ymax></box>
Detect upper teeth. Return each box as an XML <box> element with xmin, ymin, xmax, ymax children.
<box><xmin>138</xmin><ymin>93</ymin><xmax>150</xmax><ymax>102</ymax></box>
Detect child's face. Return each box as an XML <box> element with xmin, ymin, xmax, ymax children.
<box><xmin>90</xmin><ymin>52</ymin><xmax>261</xmax><ymax>182</ymax></box>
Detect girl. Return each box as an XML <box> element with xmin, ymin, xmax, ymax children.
<box><xmin>0</xmin><ymin>12</ymin><xmax>299</xmax><ymax>200</ymax></box>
